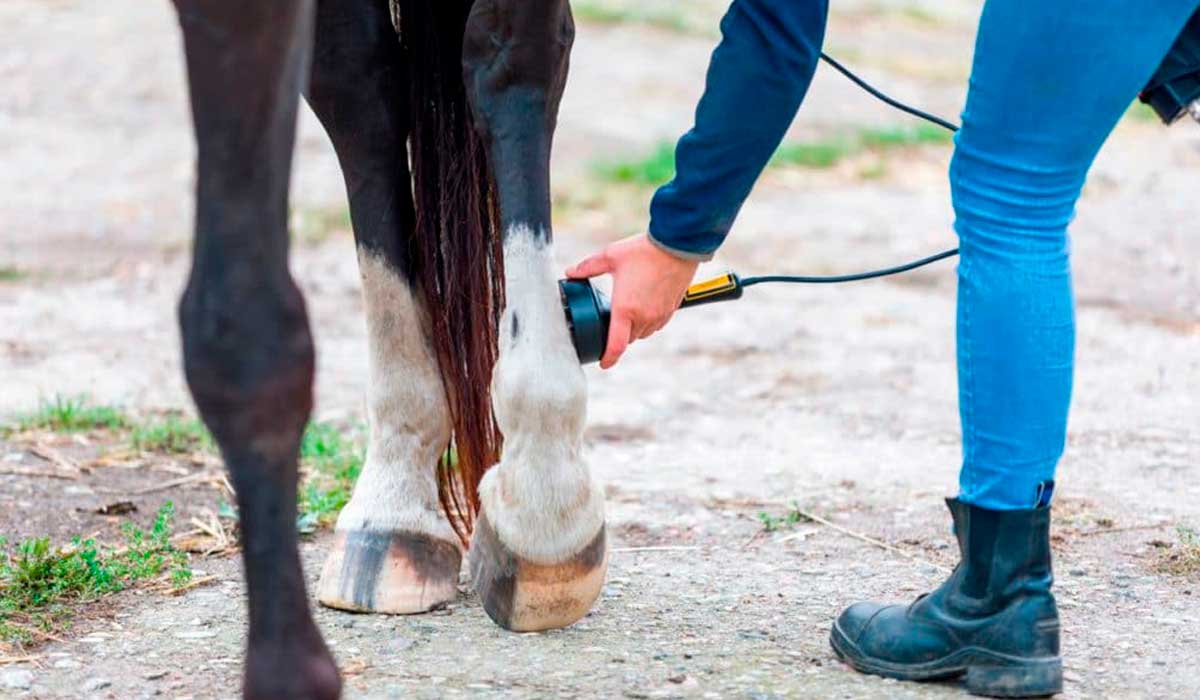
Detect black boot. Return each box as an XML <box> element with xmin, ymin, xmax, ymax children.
<box><xmin>830</xmin><ymin>498</ymin><xmax>1062</xmax><ymax>698</ymax></box>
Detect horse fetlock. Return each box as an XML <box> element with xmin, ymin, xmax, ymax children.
<box><xmin>478</xmin><ymin>458</ymin><xmax>604</xmax><ymax>558</ymax></box>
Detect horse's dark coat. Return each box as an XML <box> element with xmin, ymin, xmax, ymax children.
<box><xmin>169</xmin><ymin>0</ymin><xmax>572</xmax><ymax>697</ymax></box>
<box><xmin>463</xmin><ymin>0</ymin><xmax>574</xmax><ymax>237</ymax></box>
<box><xmin>308</xmin><ymin>0</ymin><xmax>417</xmax><ymax>279</ymax></box>
<box><xmin>173</xmin><ymin>1</ymin><xmax>340</xmax><ymax>698</ymax></box>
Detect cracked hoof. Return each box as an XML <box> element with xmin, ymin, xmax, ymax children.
<box><xmin>318</xmin><ymin>530</ymin><xmax>461</xmax><ymax>614</ymax></box>
<box><xmin>469</xmin><ymin>513</ymin><xmax>608</xmax><ymax>632</ymax></box>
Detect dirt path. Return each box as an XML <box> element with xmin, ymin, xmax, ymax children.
<box><xmin>2</xmin><ymin>1</ymin><xmax>1198</xmax><ymax>699</ymax></box>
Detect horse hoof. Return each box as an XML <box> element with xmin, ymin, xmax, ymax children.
<box><xmin>469</xmin><ymin>513</ymin><xmax>608</xmax><ymax>632</ymax></box>
<box><xmin>318</xmin><ymin>530</ymin><xmax>461</xmax><ymax>614</ymax></box>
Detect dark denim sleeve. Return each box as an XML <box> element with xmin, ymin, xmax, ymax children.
<box><xmin>648</xmin><ymin>0</ymin><xmax>829</xmax><ymax>260</ymax></box>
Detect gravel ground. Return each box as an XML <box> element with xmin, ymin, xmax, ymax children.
<box><xmin>1</xmin><ymin>1</ymin><xmax>1198</xmax><ymax>698</ymax></box>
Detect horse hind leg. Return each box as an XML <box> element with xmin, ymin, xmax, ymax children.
<box><xmin>315</xmin><ymin>251</ymin><xmax>461</xmax><ymax>614</ymax></box>
<box><xmin>173</xmin><ymin>0</ymin><xmax>339</xmax><ymax>698</ymax></box>
<box><xmin>306</xmin><ymin>0</ymin><xmax>460</xmax><ymax>615</ymax></box>
<box><xmin>462</xmin><ymin>0</ymin><xmax>609</xmax><ymax>632</ymax></box>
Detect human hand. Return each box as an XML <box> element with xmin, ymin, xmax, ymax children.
<box><xmin>565</xmin><ymin>234</ymin><xmax>700</xmax><ymax>369</ymax></box>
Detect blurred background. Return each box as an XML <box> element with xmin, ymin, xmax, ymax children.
<box><xmin>1</xmin><ymin>1</ymin><xmax>1198</xmax><ymax>698</ymax></box>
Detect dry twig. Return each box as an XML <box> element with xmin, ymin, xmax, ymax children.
<box><xmin>779</xmin><ymin>507</ymin><xmax>952</xmax><ymax>573</ymax></box>
<box><xmin>95</xmin><ymin>471</ymin><xmax>220</xmax><ymax>496</ymax></box>
<box><xmin>161</xmin><ymin>574</ymin><xmax>218</xmax><ymax>596</ymax></box>
<box><xmin>1076</xmin><ymin>523</ymin><xmax>1170</xmax><ymax>537</ymax></box>
<box><xmin>29</xmin><ymin>443</ymin><xmax>80</xmax><ymax>474</ymax></box>
<box><xmin>131</xmin><ymin>472</ymin><xmax>218</xmax><ymax>495</ymax></box>
<box><xmin>0</xmin><ymin>467</ymin><xmax>76</xmax><ymax>480</ymax></box>
<box><xmin>172</xmin><ymin>509</ymin><xmax>238</xmax><ymax>555</ymax></box>
<box><xmin>612</xmin><ymin>546</ymin><xmax>702</xmax><ymax>554</ymax></box>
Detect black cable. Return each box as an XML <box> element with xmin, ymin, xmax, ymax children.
<box><xmin>741</xmin><ymin>54</ymin><xmax>963</xmax><ymax>287</ymax></box>
<box><xmin>741</xmin><ymin>247</ymin><xmax>959</xmax><ymax>286</ymax></box>
<box><xmin>819</xmin><ymin>52</ymin><xmax>961</xmax><ymax>133</ymax></box>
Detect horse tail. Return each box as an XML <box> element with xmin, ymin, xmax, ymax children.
<box><xmin>396</xmin><ymin>0</ymin><xmax>503</xmax><ymax>546</ymax></box>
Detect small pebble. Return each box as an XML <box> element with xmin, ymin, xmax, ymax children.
<box><xmin>2</xmin><ymin>670</ymin><xmax>34</xmax><ymax>690</ymax></box>
<box><xmin>82</xmin><ymin>677</ymin><xmax>112</xmax><ymax>692</ymax></box>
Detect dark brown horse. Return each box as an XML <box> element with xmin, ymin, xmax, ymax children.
<box><xmin>172</xmin><ymin>1</ymin><xmax>602</xmax><ymax>697</ymax></box>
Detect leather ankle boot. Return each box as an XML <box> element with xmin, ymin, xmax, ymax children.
<box><xmin>830</xmin><ymin>498</ymin><xmax>1062</xmax><ymax>698</ymax></box>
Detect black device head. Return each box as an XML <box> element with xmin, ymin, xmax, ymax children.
<box><xmin>560</xmin><ymin>279</ymin><xmax>611</xmax><ymax>365</ymax></box>
<box><xmin>559</xmin><ymin>272</ymin><xmax>745</xmax><ymax>365</ymax></box>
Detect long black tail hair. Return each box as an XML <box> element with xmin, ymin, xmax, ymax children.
<box><xmin>396</xmin><ymin>0</ymin><xmax>503</xmax><ymax>546</ymax></box>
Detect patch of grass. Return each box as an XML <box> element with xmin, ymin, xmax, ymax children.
<box><xmin>592</xmin><ymin>123</ymin><xmax>954</xmax><ymax>189</ymax></box>
<box><xmin>1124</xmin><ymin>100</ymin><xmax>1160</xmax><ymax>124</ymax></box>
<box><xmin>0</xmin><ymin>265</ymin><xmax>27</xmax><ymax>282</ymax></box>
<box><xmin>757</xmin><ymin>502</ymin><xmax>813</xmax><ymax>533</ymax></box>
<box><xmin>772</xmin><ymin>124</ymin><xmax>951</xmax><ymax>171</ymax></box>
<box><xmin>591</xmin><ymin>142</ymin><xmax>678</xmax><ymax>187</ymax></box>
<box><xmin>896</xmin><ymin>5</ymin><xmax>942</xmax><ymax>26</ymax></box>
<box><xmin>290</xmin><ymin>206</ymin><xmax>352</xmax><ymax>245</ymax></box>
<box><xmin>771</xmin><ymin>140</ymin><xmax>857</xmax><ymax>169</ymax></box>
<box><xmin>208</xmin><ymin>421</ymin><xmax>367</xmax><ymax>534</ymax></box>
<box><xmin>130</xmin><ymin>414</ymin><xmax>214</xmax><ymax>454</ymax></box>
<box><xmin>1155</xmin><ymin>526</ymin><xmax>1200</xmax><ymax>578</ymax></box>
<box><xmin>11</xmin><ymin>395</ymin><xmax>130</xmax><ymax>433</ymax></box>
<box><xmin>297</xmin><ymin>422</ymin><xmax>365</xmax><ymax>532</ymax></box>
<box><xmin>858</xmin><ymin>123</ymin><xmax>954</xmax><ymax>148</ymax></box>
<box><xmin>857</xmin><ymin>159</ymin><xmax>890</xmax><ymax>180</ymax></box>
<box><xmin>573</xmin><ymin>0</ymin><xmax>698</xmax><ymax>35</ymax></box>
<box><xmin>0</xmin><ymin>503</ymin><xmax>192</xmax><ymax>648</ymax></box>
<box><xmin>121</xmin><ymin>417</ymin><xmax>366</xmax><ymax>535</ymax></box>
<box><xmin>7</xmin><ymin>404</ymin><xmax>368</xmax><ymax>539</ymax></box>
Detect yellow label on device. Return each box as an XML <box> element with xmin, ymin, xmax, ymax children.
<box><xmin>685</xmin><ymin>273</ymin><xmax>738</xmax><ymax>302</ymax></box>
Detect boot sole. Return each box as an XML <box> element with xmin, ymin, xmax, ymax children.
<box><xmin>831</xmin><ymin>619</ymin><xmax>1063</xmax><ymax>698</ymax></box>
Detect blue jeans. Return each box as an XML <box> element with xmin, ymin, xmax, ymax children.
<box><xmin>953</xmin><ymin>0</ymin><xmax>1199</xmax><ymax>509</ymax></box>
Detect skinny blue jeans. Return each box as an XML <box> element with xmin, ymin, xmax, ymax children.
<box><xmin>953</xmin><ymin>0</ymin><xmax>1199</xmax><ymax>509</ymax></box>
<box><xmin>651</xmin><ymin>0</ymin><xmax>1198</xmax><ymax>510</ymax></box>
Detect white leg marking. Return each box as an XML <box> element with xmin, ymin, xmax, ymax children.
<box><xmin>478</xmin><ymin>226</ymin><xmax>605</xmax><ymax>563</ymax></box>
<box><xmin>335</xmin><ymin>248</ymin><xmax>455</xmax><ymax>543</ymax></box>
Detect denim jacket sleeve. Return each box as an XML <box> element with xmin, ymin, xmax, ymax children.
<box><xmin>648</xmin><ymin>0</ymin><xmax>828</xmax><ymax>260</ymax></box>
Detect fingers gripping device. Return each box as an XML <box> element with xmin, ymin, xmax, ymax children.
<box><xmin>560</xmin><ymin>272</ymin><xmax>743</xmax><ymax>365</ymax></box>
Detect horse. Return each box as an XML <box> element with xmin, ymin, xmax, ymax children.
<box><xmin>171</xmin><ymin>0</ymin><xmax>598</xmax><ymax>697</ymax></box>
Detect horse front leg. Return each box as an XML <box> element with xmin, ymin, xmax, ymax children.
<box><xmin>173</xmin><ymin>1</ymin><xmax>339</xmax><ymax>698</ymax></box>
<box><xmin>463</xmin><ymin>0</ymin><xmax>608</xmax><ymax>632</ymax></box>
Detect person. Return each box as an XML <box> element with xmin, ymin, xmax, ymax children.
<box><xmin>566</xmin><ymin>1</ymin><xmax>1200</xmax><ymax>696</ymax></box>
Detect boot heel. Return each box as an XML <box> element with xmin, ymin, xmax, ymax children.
<box><xmin>965</xmin><ymin>658</ymin><xmax>1063</xmax><ymax>698</ymax></box>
